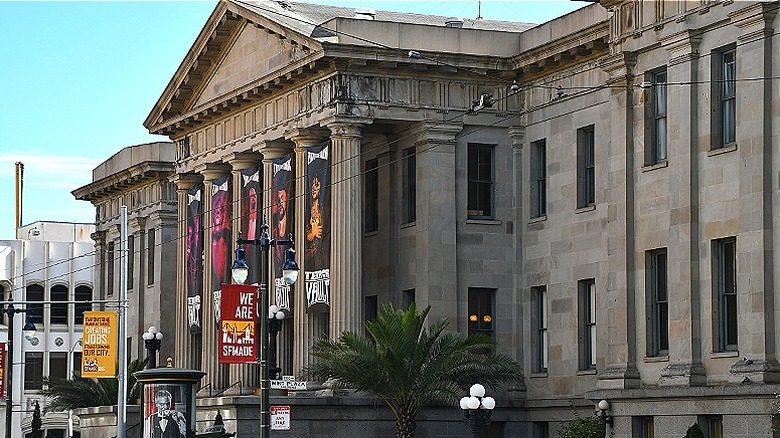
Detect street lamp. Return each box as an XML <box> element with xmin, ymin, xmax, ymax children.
<box><xmin>459</xmin><ymin>383</ymin><xmax>495</xmax><ymax>438</ymax></box>
<box><xmin>231</xmin><ymin>215</ymin><xmax>299</xmax><ymax>438</ymax></box>
<box><xmin>267</xmin><ymin>305</ymin><xmax>288</xmax><ymax>380</ymax></box>
<box><xmin>597</xmin><ymin>399</ymin><xmax>614</xmax><ymax>428</ymax></box>
<box><xmin>4</xmin><ymin>301</ymin><xmax>37</xmax><ymax>438</ymax></box>
<box><xmin>142</xmin><ymin>326</ymin><xmax>164</xmax><ymax>369</ymax></box>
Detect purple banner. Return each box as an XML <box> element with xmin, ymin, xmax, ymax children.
<box><xmin>186</xmin><ymin>186</ymin><xmax>203</xmax><ymax>333</ymax></box>
<box><xmin>272</xmin><ymin>154</ymin><xmax>294</xmax><ymax>311</ymax></box>
<box><xmin>305</xmin><ymin>141</ymin><xmax>330</xmax><ymax>313</ymax></box>
<box><xmin>241</xmin><ymin>166</ymin><xmax>262</xmax><ymax>285</ymax></box>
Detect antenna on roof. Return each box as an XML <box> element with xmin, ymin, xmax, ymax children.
<box><xmin>476</xmin><ymin>1</ymin><xmax>483</xmax><ymax>20</ymax></box>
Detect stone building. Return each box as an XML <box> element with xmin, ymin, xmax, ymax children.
<box><xmin>0</xmin><ymin>221</ymin><xmax>94</xmax><ymax>438</ymax></box>
<box><xmin>72</xmin><ymin>142</ymin><xmax>179</xmax><ymax>363</ymax></box>
<box><xmin>140</xmin><ymin>0</ymin><xmax>780</xmax><ymax>436</ymax></box>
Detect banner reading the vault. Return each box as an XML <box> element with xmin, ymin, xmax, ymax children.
<box><xmin>304</xmin><ymin>141</ymin><xmax>331</xmax><ymax>313</ymax></box>
<box><xmin>82</xmin><ymin>311</ymin><xmax>117</xmax><ymax>378</ymax></box>
<box><xmin>186</xmin><ymin>185</ymin><xmax>203</xmax><ymax>334</ymax></box>
<box><xmin>272</xmin><ymin>154</ymin><xmax>295</xmax><ymax>312</ymax></box>
<box><xmin>241</xmin><ymin>166</ymin><xmax>262</xmax><ymax>286</ymax></box>
<box><xmin>211</xmin><ymin>176</ymin><xmax>232</xmax><ymax>294</ymax></box>
<box><xmin>219</xmin><ymin>284</ymin><xmax>257</xmax><ymax>364</ymax></box>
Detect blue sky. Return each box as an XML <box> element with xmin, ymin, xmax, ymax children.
<box><xmin>0</xmin><ymin>1</ymin><xmax>587</xmax><ymax>240</ymax></box>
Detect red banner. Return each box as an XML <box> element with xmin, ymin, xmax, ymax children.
<box><xmin>219</xmin><ymin>284</ymin><xmax>257</xmax><ymax>364</ymax></box>
<box><xmin>0</xmin><ymin>343</ymin><xmax>5</xmax><ymax>399</ymax></box>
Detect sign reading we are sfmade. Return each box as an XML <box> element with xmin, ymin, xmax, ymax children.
<box><xmin>219</xmin><ymin>284</ymin><xmax>257</xmax><ymax>364</ymax></box>
<box><xmin>82</xmin><ymin>311</ymin><xmax>117</xmax><ymax>378</ymax></box>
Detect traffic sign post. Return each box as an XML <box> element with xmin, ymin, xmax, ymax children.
<box><xmin>270</xmin><ymin>405</ymin><xmax>290</xmax><ymax>431</ymax></box>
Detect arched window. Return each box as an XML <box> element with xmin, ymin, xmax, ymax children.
<box><xmin>50</xmin><ymin>284</ymin><xmax>68</xmax><ymax>325</ymax></box>
<box><xmin>26</xmin><ymin>284</ymin><xmax>44</xmax><ymax>325</ymax></box>
<box><xmin>74</xmin><ymin>285</ymin><xmax>93</xmax><ymax>325</ymax></box>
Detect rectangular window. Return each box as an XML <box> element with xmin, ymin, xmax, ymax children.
<box><xmin>73</xmin><ymin>352</ymin><xmax>82</xmax><ymax>377</ymax></box>
<box><xmin>401</xmin><ymin>147</ymin><xmax>416</xmax><ymax>224</ymax></box>
<box><xmin>468</xmin><ymin>288</ymin><xmax>495</xmax><ymax>340</ymax></box>
<box><xmin>50</xmin><ymin>285</ymin><xmax>68</xmax><ymax>325</ymax></box>
<box><xmin>365</xmin><ymin>159</ymin><xmax>379</xmax><ymax>233</ymax></box>
<box><xmin>107</xmin><ymin>241</ymin><xmax>115</xmax><ymax>296</ymax></box>
<box><xmin>576</xmin><ymin>125</ymin><xmax>595</xmax><ymax>208</ymax></box>
<box><xmin>532</xmin><ymin>422</ymin><xmax>549</xmax><ymax>438</ymax></box>
<box><xmin>579</xmin><ymin>279</ymin><xmax>596</xmax><ymax>370</ymax></box>
<box><xmin>147</xmin><ymin>228</ymin><xmax>155</xmax><ymax>286</ymax></box>
<box><xmin>49</xmin><ymin>352</ymin><xmax>68</xmax><ymax>381</ymax></box>
<box><xmin>717</xmin><ymin>48</ymin><xmax>736</xmax><ymax>148</ymax></box>
<box><xmin>74</xmin><ymin>286</ymin><xmax>92</xmax><ymax>325</ymax></box>
<box><xmin>532</xmin><ymin>286</ymin><xmax>548</xmax><ymax>372</ymax></box>
<box><xmin>26</xmin><ymin>285</ymin><xmax>44</xmax><ymax>325</ymax></box>
<box><xmin>632</xmin><ymin>417</ymin><xmax>655</xmax><ymax>438</ymax></box>
<box><xmin>128</xmin><ymin>235</ymin><xmax>134</xmax><ymax>290</ymax></box>
<box><xmin>713</xmin><ymin>237</ymin><xmax>737</xmax><ymax>352</ymax></box>
<box><xmin>24</xmin><ymin>352</ymin><xmax>44</xmax><ymax>390</ymax></box>
<box><xmin>364</xmin><ymin>295</ymin><xmax>378</xmax><ymax>323</ymax></box>
<box><xmin>402</xmin><ymin>289</ymin><xmax>415</xmax><ymax>310</ymax></box>
<box><xmin>530</xmin><ymin>139</ymin><xmax>547</xmax><ymax>218</ymax></box>
<box><xmin>699</xmin><ymin>415</ymin><xmax>723</xmax><ymax>438</ymax></box>
<box><xmin>646</xmin><ymin>70</ymin><xmax>667</xmax><ymax>165</ymax></box>
<box><xmin>647</xmin><ymin>249</ymin><xmax>669</xmax><ymax>356</ymax></box>
<box><xmin>467</xmin><ymin>144</ymin><xmax>495</xmax><ymax>219</ymax></box>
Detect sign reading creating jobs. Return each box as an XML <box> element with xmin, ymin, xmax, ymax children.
<box><xmin>82</xmin><ymin>311</ymin><xmax>117</xmax><ymax>378</ymax></box>
<box><xmin>219</xmin><ymin>284</ymin><xmax>257</xmax><ymax>364</ymax></box>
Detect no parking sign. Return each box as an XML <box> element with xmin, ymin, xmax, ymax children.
<box><xmin>271</xmin><ymin>405</ymin><xmax>291</xmax><ymax>430</ymax></box>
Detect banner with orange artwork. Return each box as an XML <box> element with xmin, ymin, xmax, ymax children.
<box><xmin>82</xmin><ymin>311</ymin><xmax>117</xmax><ymax>378</ymax></box>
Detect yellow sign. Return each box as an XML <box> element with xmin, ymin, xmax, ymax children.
<box><xmin>82</xmin><ymin>311</ymin><xmax>117</xmax><ymax>378</ymax></box>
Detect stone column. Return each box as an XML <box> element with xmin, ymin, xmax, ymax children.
<box><xmin>326</xmin><ymin>121</ymin><xmax>365</xmax><ymax>339</ymax></box>
<box><xmin>507</xmin><ymin>126</ymin><xmax>527</xmax><ymax>401</ymax></box>
<box><xmin>128</xmin><ymin>216</ymin><xmax>147</xmax><ymax>361</ymax></box>
<box><xmin>728</xmin><ymin>3</ymin><xmax>779</xmax><ymax>383</ymax></box>
<box><xmin>658</xmin><ymin>30</ymin><xmax>706</xmax><ymax>386</ymax></box>
<box><xmin>411</xmin><ymin>122</ymin><xmax>462</xmax><ymax>328</ymax></box>
<box><xmin>195</xmin><ymin>163</ymin><xmax>231</xmax><ymax>395</ymax></box>
<box><xmin>597</xmin><ymin>52</ymin><xmax>640</xmax><ymax>390</ymax></box>
<box><xmin>172</xmin><ymin>174</ymin><xmax>200</xmax><ymax>369</ymax></box>
<box><xmin>228</xmin><ymin>153</ymin><xmax>262</xmax><ymax>393</ymax></box>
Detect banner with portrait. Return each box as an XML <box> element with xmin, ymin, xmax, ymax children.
<box><xmin>241</xmin><ymin>166</ymin><xmax>262</xmax><ymax>286</ymax></box>
<box><xmin>142</xmin><ymin>383</ymin><xmax>191</xmax><ymax>438</ymax></box>
<box><xmin>219</xmin><ymin>284</ymin><xmax>257</xmax><ymax>364</ymax></box>
<box><xmin>211</xmin><ymin>176</ymin><xmax>232</xmax><ymax>294</ymax></box>
<box><xmin>272</xmin><ymin>154</ymin><xmax>294</xmax><ymax>313</ymax></box>
<box><xmin>186</xmin><ymin>185</ymin><xmax>203</xmax><ymax>334</ymax></box>
<box><xmin>304</xmin><ymin>141</ymin><xmax>331</xmax><ymax>313</ymax></box>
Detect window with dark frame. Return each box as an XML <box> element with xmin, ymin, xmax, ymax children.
<box><xmin>26</xmin><ymin>284</ymin><xmax>44</xmax><ymax>325</ymax></box>
<box><xmin>699</xmin><ymin>415</ymin><xmax>723</xmax><ymax>438</ymax></box>
<box><xmin>713</xmin><ymin>237</ymin><xmax>737</xmax><ymax>352</ymax></box>
<box><xmin>364</xmin><ymin>295</ymin><xmax>378</xmax><ymax>324</ymax></box>
<box><xmin>128</xmin><ymin>235</ymin><xmax>134</xmax><ymax>290</ymax></box>
<box><xmin>147</xmin><ymin>228</ymin><xmax>155</xmax><ymax>286</ymax></box>
<box><xmin>576</xmin><ymin>125</ymin><xmax>595</xmax><ymax>208</ymax></box>
<box><xmin>648</xmin><ymin>249</ymin><xmax>669</xmax><ymax>357</ymax></box>
<box><xmin>402</xmin><ymin>147</ymin><xmax>416</xmax><ymax>224</ymax></box>
<box><xmin>24</xmin><ymin>352</ymin><xmax>44</xmax><ymax>390</ymax></box>
<box><xmin>467</xmin><ymin>288</ymin><xmax>495</xmax><ymax>340</ymax></box>
<box><xmin>49</xmin><ymin>352</ymin><xmax>68</xmax><ymax>380</ymax></box>
<box><xmin>632</xmin><ymin>416</ymin><xmax>655</xmax><ymax>438</ymax></box>
<box><xmin>365</xmin><ymin>159</ymin><xmax>379</xmax><ymax>233</ymax></box>
<box><xmin>72</xmin><ymin>352</ymin><xmax>82</xmax><ymax>377</ymax></box>
<box><xmin>718</xmin><ymin>48</ymin><xmax>736</xmax><ymax>148</ymax></box>
<box><xmin>532</xmin><ymin>286</ymin><xmax>548</xmax><ymax>372</ymax></box>
<box><xmin>50</xmin><ymin>284</ymin><xmax>68</xmax><ymax>325</ymax></box>
<box><xmin>579</xmin><ymin>279</ymin><xmax>596</xmax><ymax>370</ymax></box>
<box><xmin>467</xmin><ymin>144</ymin><xmax>495</xmax><ymax>219</ymax></box>
<box><xmin>74</xmin><ymin>285</ymin><xmax>92</xmax><ymax>325</ymax></box>
<box><xmin>530</xmin><ymin>139</ymin><xmax>547</xmax><ymax>218</ymax></box>
<box><xmin>107</xmin><ymin>241</ymin><xmax>115</xmax><ymax>296</ymax></box>
<box><xmin>532</xmin><ymin>422</ymin><xmax>550</xmax><ymax>438</ymax></box>
<box><xmin>402</xmin><ymin>289</ymin><xmax>415</xmax><ymax>310</ymax></box>
<box><xmin>647</xmin><ymin>70</ymin><xmax>667</xmax><ymax>165</ymax></box>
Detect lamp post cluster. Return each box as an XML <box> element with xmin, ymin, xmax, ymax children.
<box><xmin>231</xmin><ymin>216</ymin><xmax>299</xmax><ymax>438</ymax></box>
<box><xmin>267</xmin><ymin>305</ymin><xmax>288</xmax><ymax>380</ymax></box>
<box><xmin>459</xmin><ymin>384</ymin><xmax>495</xmax><ymax>438</ymax></box>
<box><xmin>142</xmin><ymin>326</ymin><xmax>164</xmax><ymax>369</ymax></box>
<box><xmin>3</xmin><ymin>301</ymin><xmax>37</xmax><ymax>438</ymax></box>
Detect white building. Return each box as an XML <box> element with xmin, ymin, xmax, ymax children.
<box><xmin>0</xmin><ymin>221</ymin><xmax>95</xmax><ymax>438</ymax></box>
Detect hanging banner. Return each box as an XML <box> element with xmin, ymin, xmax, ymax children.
<box><xmin>212</xmin><ymin>175</ymin><xmax>232</xmax><ymax>325</ymax></box>
<box><xmin>219</xmin><ymin>284</ymin><xmax>257</xmax><ymax>364</ymax></box>
<box><xmin>186</xmin><ymin>185</ymin><xmax>203</xmax><ymax>334</ymax></box>
<box><xmin>82</xmin><ymin>311</ymin><xmax>117</xmax><ymax>378</ymax></box>
<box><xmin>0</xmin><ymin>343</ymin><xmax>5</xmax><ymax>399</ymax></box>
<box><xmin>241</xmin><ymin>166</ymin><xmax>262</xmax><ymax>285</ymax></box>
<box><xmin>272</xmin><ymin>154</ymin><xmax>295</xmax><ymax>312</ymax></box>
<box><xmin>305</xmin><ymin>141</ymin><xmax>331</xmax><ymax>313</ymax></box>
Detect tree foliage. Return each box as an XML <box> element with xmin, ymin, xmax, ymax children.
<box><xmin>683</xmin><ymin>423</ymin><xmax>705</xmax><ymax>438</ymax></box>
<box><xmin>557</xmin><ymin>412</ymin><xmax>607</xmax><ymax>438</ymax></box>
<box><xmin>39</xmin><ymin>358</ymin><xmax>148</xmax><ymax>413</ymax></box>
<box><xmin>307</xmin><ymin>303</ymin><xmax>523</xmax><ymax>438</ymax></box>
<box><xmin>31</xmin><ymin>401</ymin><xmax>42</xmax><ymax>438</ymax></box>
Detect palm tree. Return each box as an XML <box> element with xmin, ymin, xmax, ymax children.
<box><xmin>307</xmin><ymin>303</ymin><xmax>523</xmax><ymax>438</ymax></box>
<box><xmin>39</xmin><ymin>358</ymin><xmax>148</xmax><ymax>413</ymax></box>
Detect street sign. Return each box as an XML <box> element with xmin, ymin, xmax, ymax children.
<box><xmin>271</xmin><ymin>405</ymin><xmax>290</xmax><ymax>430</ymax></box>
<box><xmin>270</xmin><ymin>379</ymin><xmax>307</xmax><ymax>390</ymax></box>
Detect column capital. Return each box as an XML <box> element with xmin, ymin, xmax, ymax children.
<box><xmin>410</xmin><ymin>121</ymin><xmax>463</xmax><ymax>146</ymax></box>
<box><xmin>322</xmin><ymin>116</ymin><xmax>373</xmax><ymax>138</ymax></box>
<box><xmin>598</xmin><ymin>51</ymin><xmax>637</xmax><ymax>84</ymax></box>
<box><xmin>194</xmin><ymin>163</ymin><xmax>232</xmax><ymax>182</ymax></box>
<box><xmin>285</xmin><ymin>128</ymin><xmax>329</xmax><ymax>149</ymax></box>
<box><xmin>507</xmin><ymin>126</ymin><xmax>526</xmax><ymax>149</ymax></box>
<box><xmin>659</xmin><ymin>30</ymin><xmax>702</xmax><ymax>65</ymax></box>
<box><xmin>170</xmin><ymin>173</ymin><xmax>203</xmax><ymax>191</ymax></box>
<box><xmin>253</xmin><ymin>140</ymin><xmax>294</xmax><ymax>162</ymax></box>
<box><xmin>730</xmin><ymin>2</ymin><xmax>777</xmax><ymax>44</ymax></box>
<box><xmin>225</xmin><ymin>152</ymin><xmax>263</xmax><ymax>172</ymax></box>
<box><xmin>128</xmin><ymin>217</ymin><xmax>147</xmax><ymax>233</ymax></box>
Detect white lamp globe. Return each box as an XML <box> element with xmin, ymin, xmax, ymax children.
<box><xmin>598</xmin><ymin>400</ymin><xmax>610</xmax><ymax>411</ymax></box>
<box><xmin>459</xmin><ymin>397</ymin><xmax>470</xmax><ymax>410</ymax></box>
<box><xmin>469</xmin><ymin>383</ymin><xmax>485</xmax><ymax>398</ymax></box>
<box><xmin>482</xmin><ymin>396</ymin><xmax>496</xmax><ymax>410</ymax></box>
<box><xmin>155</xmin><ymin>332</ymin><xmax>164</xmax><ymax>340</ymax></box>
<box><xmin>466</xmin><ymin>396</ymin><xmax>480</xmax><ymax>410</ymax></box>
<box><xmin>275</xmin><ymin>310</ymin><xmax>286</xmax><ymax>320</ymax></box>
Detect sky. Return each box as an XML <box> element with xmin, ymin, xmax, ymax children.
<box><xmin>0</xmin><ymin>0</ymin><xmax>589</xmax><ymax>240</ymax></box>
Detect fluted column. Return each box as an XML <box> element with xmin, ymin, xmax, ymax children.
<box><xmin>172</xmin><ymin>174</ymin><xmax>201</xmax><ymax>370</ymax></box>
<box><xmin>507</xmin><ymin>126</ymin><xmax>527</xmax><ymax>401</ymax></box>
<box><xmin>326</xmin><ymin>122</ymin><xmax>364</xmax><ymax>339</ymax></box>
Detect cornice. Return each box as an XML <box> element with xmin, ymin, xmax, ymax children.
<box><xmin>72</xmin><ymin>162</ymin><xmax>175</xmax><ymax>203</ymax></box>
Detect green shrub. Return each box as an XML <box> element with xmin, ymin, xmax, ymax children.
<box><xmin>557</xmin><ymin>412</ymin><xmax>606</xmax><ymax>438</ymax></box>
<box><xmin>683</xmin><ymin>423</ymin><xmax>704</xmax><ymax>438</ymax></box>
